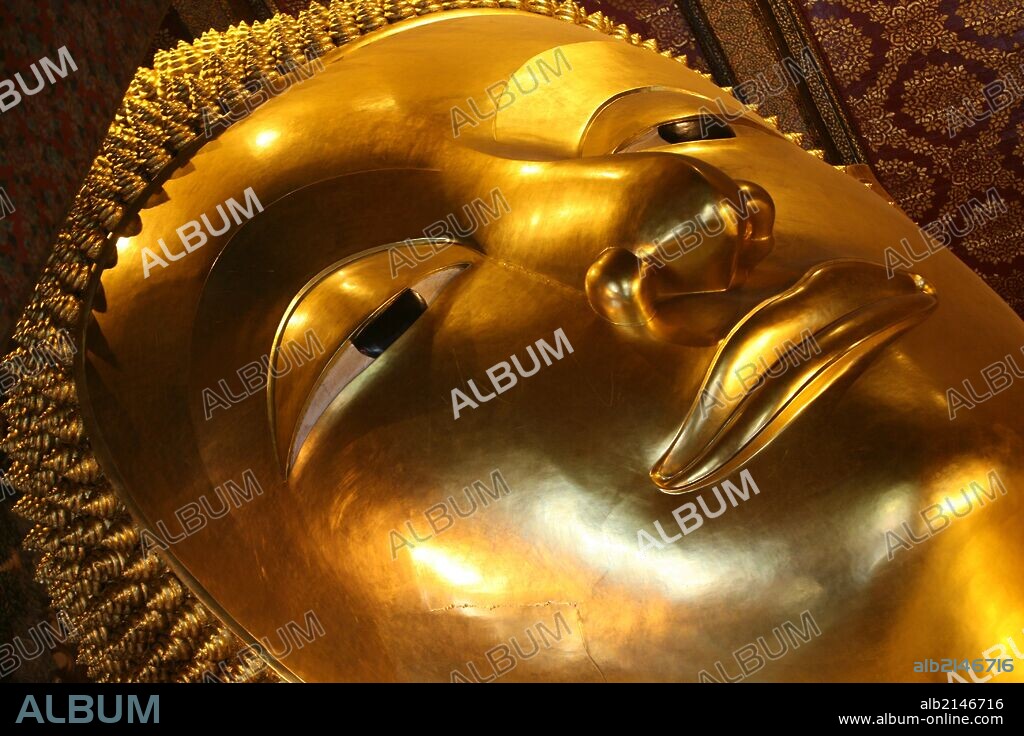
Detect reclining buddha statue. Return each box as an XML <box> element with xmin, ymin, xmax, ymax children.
<box><xmin>2</xmin><ymin>0</ymin><xmax>1023</xmax><ymax>682</ymax></box>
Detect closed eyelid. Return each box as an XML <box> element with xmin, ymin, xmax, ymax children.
<box><xmin>576</xmin><ymin>86</ymin><xmax>752</xmax><ymax>156</ymax></box>
<box><xmin>267</xmin><ymin>245</ymin><xmax>478</xmax><ymax>475</ymax></box>
<box><xmin>615</xmin><ymin>114</ymin><xmax>735</xmax><ymax>153</ymax></box>
<box><xmin>286</xmin><ymin>265</ymin><xmax>466</xmax><ymax>473</ymax></box>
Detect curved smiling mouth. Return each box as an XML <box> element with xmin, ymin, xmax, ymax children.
<box><xmin>651</xmin><ymin>259</ymin><xmax>937</xmax><ymax>494</ymax></box>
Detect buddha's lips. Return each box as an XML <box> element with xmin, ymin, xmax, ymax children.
<box><xmin>651</xmin><ymin>259</ymin><xmax>938</xmax><ymax>494</ymax></box>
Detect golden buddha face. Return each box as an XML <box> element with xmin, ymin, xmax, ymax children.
<box><xmin>80</xmin><ymin>10</ymin><xmax>1024</xmax><ymax>682</ymax></box>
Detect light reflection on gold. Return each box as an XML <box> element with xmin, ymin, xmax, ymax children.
<box><xmin>939</xmin><ymin>489</ymin><xmax>972</xmax><ymax>515</ymax></box>
<box><xmin>924</xmin><ymin>461</ymin><xmax>997</xmax><ymax>515</ymax></box>
<box><xmin>541</xmin><ymin>489</ymin><xmax>757</xmax><ymax>602</ymax></box>
<box><xmin>253</xmin><ymin>129</ymin><xmax>279</xmax><ymax>149</ymax></box>
<box><xmin>410</xmin><ymin>545</ymin><xmax>483</xmax><ymax>587</ymax></box>
<box><xmin>859</xmin><ymin>486</ymin><xmax>916</xmax><ymax>576</ymax></box>
<box><xmin>410</xmin><ymin>545</ymin><xmax>509</xmax><ymax>597</ymax></box>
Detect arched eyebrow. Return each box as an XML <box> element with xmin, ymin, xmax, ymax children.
<box><xmin>267</xmin><ymin>244</ymin><xmax>478</xmax><ymax>476</ymax></box>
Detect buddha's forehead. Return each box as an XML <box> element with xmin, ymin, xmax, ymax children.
<box><xmin>326</xmin><ymin>10</ymin><xmax>749</xmax><ymax>156</ymax></box>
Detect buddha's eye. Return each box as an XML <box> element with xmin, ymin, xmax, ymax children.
<box><xmin>615</xmin><ymin>114</ymin><xmax>735</xmax><ymax>153</ymax></box>
<box><xmin>658</xmin><ymin>115</ymin><xmax>734</xmax><ymax>143</ymax></box>
<box><xmin>267</xmin><ymin>251</ymin><xmax>474</xmax><ymax>474</ymax></box>
<box><xmin>352</xmin><ymin>288</ymin><xmax>428</xmax><ymax>358</ymax></box>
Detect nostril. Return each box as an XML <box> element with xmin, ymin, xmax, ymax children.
<box><xmin>585</xmin><ymin>247</ymin><xmax>657</xmax><ymax>326</ymax></box>
<box><xmin>732</xmin><ymin>180</ymin><xmax>775</xmax><ymax>269</ymax></box>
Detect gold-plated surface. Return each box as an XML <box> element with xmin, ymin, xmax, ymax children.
<box><xmin>0</xmin><ymin>1</ymin><xmax>695</xmax><ymax>683</ymax></box>
<box><xmin>6</xmin><ymin>1</ymin><xmax>1024</xmax><ymax>683</ymax></box>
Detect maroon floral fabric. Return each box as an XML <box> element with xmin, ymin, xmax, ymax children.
<box><xmin>0</xmin><ymin>1</ymin><xmax>170</xmax><ymax>347</ymax></box>
<box><xmin>794</xmin><ymin>0</ymin><xmax>1024</xmax><ymax>313</ymax></box>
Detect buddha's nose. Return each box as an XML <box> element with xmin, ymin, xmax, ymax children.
<box><xmin>585</xmin><ymin>164</ymin><xmax>775</xmax><ymax>326</ymax></box>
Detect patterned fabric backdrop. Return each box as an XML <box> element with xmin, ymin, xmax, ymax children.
<box><xmin>696</xmin><ymin>1</ymin><xmax>827</xmax><ymax>150</ymax></box>
<box><xmin>586</xmin><ymin>0</ymin><xmax>710</xmax><ymax>71</ymax></box>
<box><xmin>796</xmin><ymin>0</ymin><xmax>1024</xmax><ymax>312</ymax></box>
<box><xmin>0</xmin><ymin>1</ymin><xmax>170</xmax><ymax>347</ymax></box>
